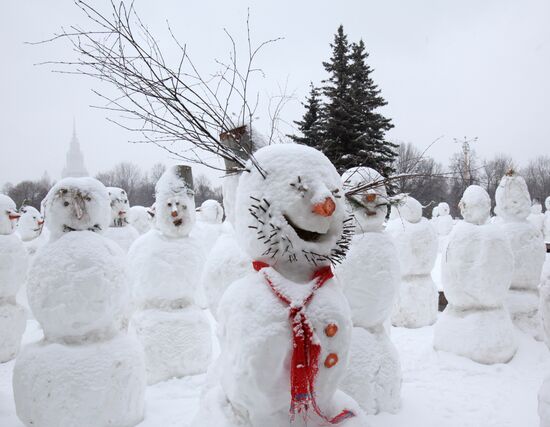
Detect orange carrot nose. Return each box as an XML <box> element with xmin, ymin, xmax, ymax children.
<box><xmin>38</xmin><ymin>219</ymin><xmax>44</xmax><ymax>225</ymax></box>
<box><xmin>171</xmin><ymin>210</ymin><xmax>178</xmax><ymax>218</ymax></box>
<box><xmin>365</xmin><ymin>193</ymin><xmax>377</xmax><ymax>203</ymax></box>
<box><xmin>312</xmin><ymin>197</ymin><xmax>336</xmax><ymax>217</ymax></box>
<box><xmin>8</xmin><ymin>212</ymin><xmax>20</xmax><ymax>220</ymax></box>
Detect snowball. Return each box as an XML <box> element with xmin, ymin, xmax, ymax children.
<box><xmin>43</xmin><ymin>177</ymin><xmax>111</xmax><ymax>241</ymax></box>
<box><xmin>340</xmin><ymin>326</ymin><xmax>401</xmax><ymax>414</ymax></box>
<box><xmin>16</xmin><ymin>205</ymin><xmax>44</xmax><ymax>242</ymax></box>
<box><xmin>0</xmin><ymin>302</ymin><xmax>26</xmax><ymax>362</ymax></box>
<box><xmin>130</xmin><ymin>306</ymin><xmax>212</xmax><ymax>384</ymax></box>
<box><xmin>128</xmin><ymin>205</ymin><xmax>153</xmax><ymax>234</ymax></box>
<box><xmin>13</xmin><ymin>332</ymin><xmax>146</xmax><ymax>427</ymax></box>
<box><xmin>459</xmin><ymin>185</ymin><xmax>490</xmax><ymax>225</ymax></box>
<box><xmin>27</xmin><ymin>231</ymin><xmax>128</xmax><ymax>342</ymax></box>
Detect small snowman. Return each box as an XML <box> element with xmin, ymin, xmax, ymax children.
<box><xmin>538</xmin><ymin>259</ymin><xmax>550</xmax><ymax>425</ymax></box>
<box><xmin>13</xmin><ymin>177</ymin><xmax>146</xmax><ymax>427</ymax></box>
<box><xmin>337</xmin><ymin>167</ymin><xmax>402</xmax><ymax>414</ymax></box>
<box><xmin>387</xmin><ymin>195</ymin><xmax>438</xmax><ymax>328</ymax></box>
<box><xmin>128</xmin><ymin>205</ymin><xmax>154</xmax><ymax>235</ymax></box>
<box><xmin>544</xmin><ymin>196</ymin><xmax>550</xmax><ymax>243</ymax></box>
<box><xmin>495</xmin><ymin>171</ymin><xmax>546</xmax><ymax>339</ymax></box>
<box><xmin>0</xmin><ymin>194</ymin><xmax>28</xmax><ymax>362</ymax></box>
<box><xmin>128</xmin><ymin>166</ymin><xmax>211</xmax><ymax>384</ymax></box>
<box><xmin>16</xmin><ymin>204</ymin><xmax>46</xmax><ymax>255</ymax></box>
<box><xmin>527</xmin><ymin>200</ymin><xmax>545</xmax><ymax>236</ymax></box>
<box><xmin>434</xmin><ymin>185</ymin><xmax>517</xmax><ymax>364</ymax></box>
<box><xmin>434</xmin><ymin>202</ymin><xmax>454</xmax><ymax>236</ymax></box>
<box><xmin>194</xmin><ymin>199</ymin><xmax>224</xmax><ymax>254</ymax></box>
<box><xmin>193</xmin><ymin>144</ymin><xmax>366</xmax><ymax>427</ymax></box>
<box><xmin>103</xmin><ymin>187</ymin><xmax>139</xmax><ymax>252</ymax></box>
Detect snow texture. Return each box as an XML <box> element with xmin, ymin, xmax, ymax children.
<box><xmin>545</xmin><ymin>196</ymin><xmax>550</xmax><ymax>242</ymax></box>
<box><xmin>527</xmin><ymin>202</ymin><xmax>545</xmax><ymax>235</ymax></box>
<box><xmin>540</xmin><ymin>256</ymin><xmax>550</xmax><ymax>426</ymax></box>
<box><xmin>495</xmin><ymin>173</ymin><xmax>545</xmax><ymax>339</ymax></box>
<box><xmin>197</xmin><ymin>199</ymin><xmax>224</xmax><ymax>224</ymax></box>
<box><xmin>194</xmin><ymin>144</ymin><xmax>366</xmax><ymax>426</ymax></box>
<box><xmin>104</xmin><ymin>225</ymin><xmax>140</xmax><ymax>253</ymax></box>
<box><xmin>0</xmin><ymin>195</ymin><xmax>28</xmax><ymax>362</ymax></box>
<box><xmin>433</xmin><ymin>202</ymin><xmax>454</xmax><ymax>236</ymax></box>
<box><xmin>387</xmin><ymin>196</ymin><xmax>438</xmax><ymax>328</ymax></box>
<box><xmin>128</xmin><ymin>205</ymin><xmax>154</xmax><ymax>235</ymax></box>
<box><xmin>337</xmin><ymin>167</ymin><xmax>401</xmax><ymax>413</ymax></box>
<box><xmin>129</xmin><ymin>165</ymin><xmax>211</xmax><ymax>384</ymax></box>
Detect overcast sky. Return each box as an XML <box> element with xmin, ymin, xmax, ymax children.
<box><xmin>1</xmin><ymin>0</ymin><xmax>549</xmax><ymax>189</ymax></box>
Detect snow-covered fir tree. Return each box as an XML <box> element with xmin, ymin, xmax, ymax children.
<box><xmin>289</xmin><ymin>83</ymin><xmax>323</xmax><ymax>149</ymax></box>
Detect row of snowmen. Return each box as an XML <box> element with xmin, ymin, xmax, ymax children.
<box><xmin>1</xmin><ymin>143</ymin><xmax>549</xmax><ymax>427</ymax></box>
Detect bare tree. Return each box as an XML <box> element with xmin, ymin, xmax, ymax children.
<box><xmin>481</xmin><ymin>154</ymin><xmax>516</xmax><ymax>211</ymax></box>
<box><xmin>35</xmin><ymin>0</ymin><xmax>283</xmax><ymax>175</ymax></box>
<box><xmin>193</xmin><ymin>174</ymin><xmax>223</xmax><ymax>207</ymax></box>
<box><xmin>522</xmin><ymin>155</ymin><xmax>550</xmax><ymax>204</ymax></box>
<box><xmin>2</xmin><ymin>180</ymin><xmax>50</xmax><ymax>210</ymax></box>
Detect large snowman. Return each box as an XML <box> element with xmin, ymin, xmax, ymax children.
<box><xmin>337</xmin><ymin>167</ymin><xmax>402</xmax><ymax>414</ymax></box>
<box><xmin>128</xmin><ymin>166</ymin><xmax>211</xmax><ymax>384</ymax></box>
<box><xmin>434</xmin><ymin>185</ymin><xmax>517</xmax><ymax>363</ymax></box>
<box><xmin>495</xmin><ymin>171</ymin><xmax>546</xmax><ymax>339</ymax></box>
<box><xmin>0</xmin><ymin>194</ymin><xmax>28</xmax><ymax>362</ymax></box>
<box><xmin>13</xmin><ymin>177</ymin><xmax>146</xmax><ymax>427</ymax></box>
<box><xmin>193</xmin><ymin>144</ymin><xmax>366</xmax><ymax>427</ymax></box>
<box><xmin>387</xmin><ymin>195</ymin><xmax>439</xmax><ymax>328</ymax></box>
<box><xmin>539</xmin><ymin>258</ymin><xmax>550</xmax><ymax>426</ymax></box>
<box><xmin>103</xmin><ymin>186</ymin><xmax>139</xmax><ymax>252</ymax></box>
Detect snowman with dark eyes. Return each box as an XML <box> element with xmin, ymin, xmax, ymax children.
<box><xmin>0</xmin><ymin>194</ymin><xmax>28</xmax><ymax>363</ymax></box>
<box><xmin>128</xmin><ymin>166</ymin><xmax>211</xmax><ymax>384</ymax></box>
<box><xmin>193</xmin><ymin>144</ymin><xmax>367</xmax><ymax>427</ymax></box>
<box><xmin>103</xmin><ymin>187</ymin><xmax>139</xmax><ymax>252</ymax></box>
<box><xmin>337</xmin><ymin>167</ymin><xmax>402</xmax><ymax>414</ymax></box>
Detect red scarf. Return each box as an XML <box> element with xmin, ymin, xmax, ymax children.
<box><xmin>252</xmin><ymin>261</ymin><xmax>355</xmax><ymax>424</ymax></box>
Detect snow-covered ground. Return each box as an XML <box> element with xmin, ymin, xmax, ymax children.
<box><xmin>0</xmin><ymin>313</ymin><xmax>547</xmax><ymax>427</ymax></box>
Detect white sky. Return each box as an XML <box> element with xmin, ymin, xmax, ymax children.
<box><xmin>1</xmin><ymin>0</ymin><xmax>549</xmax><ymax>188</ymax></box>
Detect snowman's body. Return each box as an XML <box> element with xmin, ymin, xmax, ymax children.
<box><xmin>539</xmin><ymin>258</ymin><xmax>550</xmax><ymax>426</ymax></box>
<box><xmin>193</xmin><ymin>144</ymin><xmax>367</xmax><ymax>427</ymax></box>
<box><xmin>434</xmin><ymin>185</ymin><xmax>517</xmax><ymax>364</ymax></box>
<box><xmin>527</xmin><ymin>202</ymin><xmax>545</xmax><ymax>236</ymax></box>
<box><xmin>103</xmin><ymin>187</ymin><xmax>139</xmax><ymax>252</ymax></box>
<box><xmin>387</xmin><ymin>197</ymin><xmax>438</xmax><ymax>328</ymax></box>
<box><xmin>12</xmin><ymin>178</ymin><xmax>146</xmax><ymax>427</ymax></box>
<box><xmin>127</xmin><ymin>205</ymin><xmax>154</xmax><ymax>235</ymax></box>
<box><xmin>129</xmin><ymin>166</ymin><xmax>211</xmax><ymax>384</ymax></box>
<box><xmin>0</xmin><ymin>194</ymin><xmax>28</xmax><ymax>362</ymax></box>
<box><xmin>544</xmin><ymin>197</ymin><xmax>550</xmax><ymax>243</ymax></box>
<box><xmin>496</xmin><ymin>173</ymin><xmax>545</xmax><ymax>340</ymax></box>
<box><xmin>337</xmin><ymin>167</ymin><xmax>401</xmax><ymax>414</ymax></box>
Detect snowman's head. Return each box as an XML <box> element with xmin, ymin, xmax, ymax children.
<box><xmin>459</xmin><ymin>185</ymin><xmax>490</xmax><ymax>225</ymax></box>
<box><xmin>106</xmin><ymin>187</ymin><xmax>129</xmax><ymax>227</ymax></box>
<box><xmin>235</xmin><ymin>144</ymin><xmax>351</xmax><ymax>267</ymax></box>
<box><xmin>531</xmin><ymin>201</ymin><xmax>543</xmax><ymax>215</ymax></box>
<box><xmin>127</xmin><ymin>205</ymin><xmax>153</xmax><ymax>234</ymax></box>
<box><xmin>342</xmin><ymin>167</ymin><xmax>387</xmax><ymax>233</ymax></box>
<box><xmin>44</xmin><ymin>177</ymin><xmax>110</xmax><ymax>241</ymax></box>
<box><xmin>16</xmin><ymin>205</ymin><xmax>44</xmax><ymax>241</ymax></box>
<box><xmin>0</xmin><ymin>194</ymin><xmax>20</xmax><ymax>235</ymax></box>
<box><xmin>390</xmin><ymin>195</ymin><xmax>423</xmax><ymax>224</ymax></box>
<box><xmin>431</xmin><ymin>206</ymin><xmax>439</xmax><ymax>218</ymax></box>
<box><xmin>155</xmin><ymin>165</ymin><xmax>195</xmax><ymax>238</ymax></box>
<box><xmin>495</xmin><ymin>171</ymin><xmax>531</xmax><ymax>222</ymax></box>
<box><xmin>437</xmin><ymin>202</ymin><xmax>450</xmax><ymax>216</ymax></box>
<box><xmin>198</xmin><ymin>199</ymin><xmax>224</xmax><ymax>224</ymax></box>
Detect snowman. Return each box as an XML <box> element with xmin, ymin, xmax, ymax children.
<box><xmin>387</xmin><ymin>195</ymin><xmax>438</xmax><ymax>328</ymax></box>
<box><xmin>103</xmin><ymin>186</ymin><xmax>139</xmax><ymax>252</ymax></box>
<box><xmin>539</xmin><ymin>259</ymin><xmax>550</xmax><ymax>425</ymax></box>
<box><xmin>434</xmin><ymin>185</ymin><xmax>517</xmax><ymax>363</ymax></box>
<box><xmin>337</xmin><ymin>167</ymin><xmax>402</xmax><ymax>414</ymax></box>
<box><xmin>495</xmin><ymin>171</ymin><xmax>546</xmax><ymax>339</ymax></box>
<box><xmin>544</xmin><ymin>196</ymin><xmax>550</xmax><ymax>243</ymax></box>
<box><xmin>193</xmin><ymin>144</ymin><xmax>366</xmax><ymax>427</ymax></box>
<box><xmin>13</xmin><ymin>177</ymin><xmax>146</xmax><ymax>427</ymax></box>
<box><xmin>194</xmin><ymin>199</ymin><xmax>224</xmax><ymax>254</ymax></box>
<box><xmin>128</xmin><ymin>166</ymin><xmax>211</xmax><ymax>384</ymax></box>
<box><xmin>16</xmin><ymin>204</ymin><xmax>46</xmax><ymax>255</ymax></box>
<box><xmin>527</xmin><ymin>200</ymin><xmax>545</xmax><ymax>236</ymax></box>
<box><xmin>0</xmin><ymin>194</ymin><xmax>28</xmax><ymax>362</ymax></box>
<box><xmin>128</xmin><ymin>205</ymin><xmax>154</xmax><ymax>235</ymax></box>
<box><xmin>434</xmin><ymin>202</ymin><xmax>454</xmax><ymax>236</ymax></box>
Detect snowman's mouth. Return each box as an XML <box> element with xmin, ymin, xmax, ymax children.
<box><xmin>173</xmin><ymin>218</ymin><xmax>183</xmax><ymax>227</ymax></box>
<box><xmin>284</xmin><ymin>215</ymin><xmax>324</xmax><ymax>242</ymax></box>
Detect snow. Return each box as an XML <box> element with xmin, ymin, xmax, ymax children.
<box><xmin>15</xmin><ymin>206</ymin><xmax>43</xmax><ymax>243</ymax></box>
<box><xmin>128</xmin><ymin>205</ymin><xmax>154</xmax><ymax>235</ymax></box>
<box><xmin>545</xmin><ymin>196</ymin><xmax>550</xmax><ymax>243</ymax></box>
<box><xmin>528</xmin><ymin>202</ymin><xmax>545</xmax><ymax>235</ymax></box>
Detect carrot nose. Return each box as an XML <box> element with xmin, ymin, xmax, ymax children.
<box><xmin>8</xmin><ymin>212</ymin><xmax>20</xmax><ymax>220</ymax></box>
<box><xmin>365</xmin><ymin>193</ymin><xmax>377</xmax><ymax>203</ymax></box>
<box><xmin>312</xmin><ymin>197</ymin><xmax>336</xmax><ymax>217</ymax></box>
<box><xmin>38</xmin><ymin>219</ymin><xmax>45</xmax><ymax>225</ymax></box>
<box><xmin>171</xmin><ymin>210</ymin><xmax>178</xmax><ymax>218</ymax></box>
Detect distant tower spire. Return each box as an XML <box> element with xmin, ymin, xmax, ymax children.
<box><xmin>61</xmin><ymin>120</ymin><xmax>89</xmax><ymax>178</ymax></box>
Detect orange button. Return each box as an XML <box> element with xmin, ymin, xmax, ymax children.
<box><xmin>324</xmin><ymin>353</ymin><xmax>338</xmax><ymax>368</ymax></box>
<box><xmin>325</xmin><ymin>323</ymin><xmax>338</xmax><ymax>337</ymax></box>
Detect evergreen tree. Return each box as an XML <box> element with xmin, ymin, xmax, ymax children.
<box><xmin>289</xmin><ymin>83</ymin><xmax>323</xmax><ymax>149</ymax></box>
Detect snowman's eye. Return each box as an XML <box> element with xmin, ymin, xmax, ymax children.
<box><xmin>63</xmin><ymin>201</ymin><xmax>69</xmax><ymax>207</ymax></box>
<box><xmin>176</xmin><ymin>202</ymin><xmax>180</xmax><ymax>206</ymax></box>
<box><xmin>290</xmin><ymin>176</ymin><xmax>309</xmax><ymax>195</ymax></box>
<box><xmin>331</xmin><ymin>188</ymin><xmax>341</xmax><ymax>199</ymax></box>
<box><xmin>167</xmin><ymin>203</ymin><xmax>172</xmax><ymax>207</ymax></box>
<box><xmin>85</xmin><ymin>196</ymin><xmax>92</xmax><ymax>202</ymax></box>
